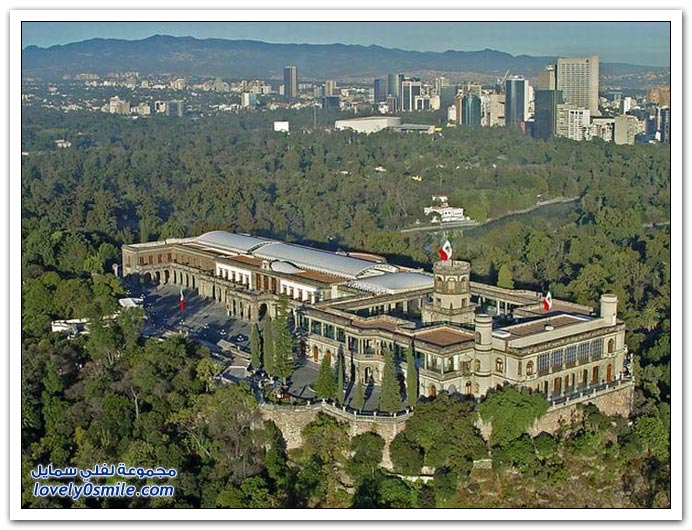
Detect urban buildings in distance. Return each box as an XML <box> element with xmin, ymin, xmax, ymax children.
<box><xmin>26</xmin><ymin>51</ymin><xmax>669</xmax><ymax>146</ymax></box>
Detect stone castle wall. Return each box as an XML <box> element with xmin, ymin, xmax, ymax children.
<box><xmin>527</xmin><ymin>381</ymin><xmax>635</xmax><ymax>436</ymax></box>
<box><xmin>261</xmin><ymin>383</ymin><xmax>634</xmax><ymax>469</ymax></box>
<box><xmin>259</xmin><ymin>402</ymin><xmax>409</xmax><ymax>469</ymax></box>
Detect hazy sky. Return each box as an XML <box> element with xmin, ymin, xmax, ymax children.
<box><xmin>21</xmin><ymin>21</ymin><xmax>671</xmax><ymax>67</ymax></box>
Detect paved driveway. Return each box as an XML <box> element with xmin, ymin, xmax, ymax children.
<box><xmin>137</xmin><ymin>283</ymin><xmax>250</xmax><ymax>352</ymax></box>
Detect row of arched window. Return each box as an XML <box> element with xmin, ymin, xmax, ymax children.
<box><xmin>528</xmin><ymin>337</ymin><xmax>616</xmax><ymax>376</ymax></box>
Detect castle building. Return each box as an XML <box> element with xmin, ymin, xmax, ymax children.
<box><xmin>122</xmin><ymin>231</ymin><xmax>633</xmax><ymax>410</ymax></box>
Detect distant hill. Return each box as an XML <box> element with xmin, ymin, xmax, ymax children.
<box><xmin>21</xmin><ymin>35</ymin><xmax>668</xmax><ymax>82</ymax></box>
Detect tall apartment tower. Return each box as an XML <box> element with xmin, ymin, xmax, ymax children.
<box><xmin>461</xmin><ymin>94</ymin><xmax>482</xmax><ymax>126</ymax></box>
<box><xmin>283</xmin><ymin>66</ymin><xmax>298</xmax><ymax>100</ymax></box>
<box><xmin>401</xmin><ymin>78</ymin><xmax>422</xmax><ymax>112</ymax></box>
<box><xmin>659</xmin><ymin>107</ymin><xmax>671</xmax><ymax>144</ymax></box>
<box><xmin>324</xmin><ymin>79</ymin><xmax>337</xmax><ymax>97</ymax></box>
<box><xmin>533</xmin><ymin>66</ymin><xmax>563</xmax><ymax>139</ymax></box>
<box><xmin>373</xmin><ymin>78</ymin><xmax>387</xmax><ymax>103</ymax></box>
<box><xmin>386</xmin><ymin>73</ymin><xmax>404</xmax><ymax>97</ymax></box>
<box><xmin>537</xmin><ymin>66</ymin><xmax>557</xmax><ymax>91</ymax></box>
<box><xmin>505</xmin><ymin>77</ymin><xmax>527</xmax><ymax>126</ymax></box>
<box><xmin>556</xmin><ymin>56</ymin><xmax>600</xmax><ymax>116</ymax></box>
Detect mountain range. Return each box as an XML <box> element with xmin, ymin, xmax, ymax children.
<box><xmin>21</xmin><ymin>35</ymin><xmax>668</xmax><ymax>82</ymax></box>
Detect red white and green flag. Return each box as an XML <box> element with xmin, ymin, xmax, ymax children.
<box><xmin>438</xmin><ymin>239</ymin><xmax>453</xmax><ymax>261</ymax></box>
<box><xmin>179</xmin><ymin>288</ymin><xmax>185</xmax><ymax>312</ymax></box>
<box><xmin>542</xmin><ymin>289</ymin><xmax>553</xmax><ymax>312</ymax></box>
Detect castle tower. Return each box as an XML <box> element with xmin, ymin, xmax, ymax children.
<box><xmin>473</xmin><ymin>313</ymin><xmax>493</xmax><ymax>396</ymax></box>
<box><xmin>422</xmin><ymin>259</ymin><xmax>476</xmax><ymax>325</ymax></box>
<box><xmin>600</xmin><ymin>293</ymin><xmax>618</xmax><ymax>326</ymax></box>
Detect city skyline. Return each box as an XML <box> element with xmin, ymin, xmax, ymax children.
<box><xmin>21</xmin><ymin>21</ymin><xmax>671</xmax><ymax>67</ymax></box>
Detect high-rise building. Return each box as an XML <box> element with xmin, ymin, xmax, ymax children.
<box><xmin>401</xmin><ymin>78</ymin><xmax>422</xmax><ymax>112</ymax></box>
<box><xmin>447</xmin><ymin>104</ymin><xmax>457</xmax><ymax>123</ymax></box>
<box><xmin>556</xmin><ymin>56</ymin><xmax>600</xmax><ymax>116</ymax></box>
<box><xmin>621</xmin><ymin>97</ymin><xmax>633</xmax><ymax>114</ymax></box>
<box><xmin>374</xmin><ymin>78</ymin><xmax>387</xmax><ymax>103</ymax></box>
<box><xmin>439</xmin><ymin>85</ymin><xmax>457</xmax><ymax>109</ymax></box>
<box><xmin>482</xmin><ymin>93</ymin><xmax>505</xmax><ymax>127</ymax></box>
<box><xmin>171</xmin><ymin>78</ymin><xmax>186</xmax><ymax>91</ymax></box>
<box><xmin>385</xmin><ymin>95</ymin><xmax>398</xmax><ymax>113</ymax></box>
<box><xmin>388</xmin><ymin>73</ymin><xmax>404</xmax><ymax>98</ymax></box>
<box><xmin>463</xmin><ymin>82</ymin><xmax>482</xmax><ymax>98</ymax></box>
<box><xmin>556</xmin><ymin>105</ymin><xmax>591</xmax><ymax>141</ymax></box>
<box><xmin>324</xmin><ymin>79</ymin><xmax>337</xmax><ymax>97</ymax></box>
<box><xmin>659</xmin><ymin>107</ymin><xmax>670</xmax><ymax>143</ymax></box>
<box><xmin>107</xmin><ymin>96</ymin><xmax>130</xmax><ymax>115</ymax></box>
<box><xmin>591</xmin><ymin>117</ymin><xmax>616</xmax><ymax>142</ymax></box>
<box><xmin>648</xmin><ymin>86</ymin><xmax>671</xmax><ymax>108</ymax></box>
<box><xmin>414</xmin><ymin>95</ymin><xmax>432</xmax><ymax>111</ymax></box>
<box><xmin>322</xmin><ymin>95</ymin><xmax>340</xmax><ymax>110</ymax></box>
<box><xmin>434</xmin><ymin>76</ymin><xmax>449</xmax><ymax>95</ymax></box>
<box><xmin>505</xmin><ymin>77</ymin><xmax>527</xmax><ymax>126</ymax></box>
<box><xmin>283</xmin><ymin>66</ymin><xmax>298</xmax><ymax>100</ymax></box>
<box><xmin>533</xmin><ymin>89</ymin><xmax>563</xmax><ymax>139</ymax></box>
<box><xmin>241</xmin><ymin>92</ymin><xmax>257</xmax><ymax>108</ymax></box>
<box><xmin>461</xmin><ymin>94</ymin><xmax>482</xmax><ymax>126</ymax></box>
<box><xmin>166</xmin><ymin>100</ymin><xmax>184</xmax><ymax>117</ymax></box>
<box><xmin>537</xmin><ymin>66</ymin><xmax>557</xmax><ymax>91</ymax></box>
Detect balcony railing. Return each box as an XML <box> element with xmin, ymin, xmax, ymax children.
<box><xmin>547</xmin><ymin>376</ymin><xmax>633</xmax><ymax>408</ymax></box>
<box><xmin>419</xmin><ymin>368</ymin><xmax>464</xmax><ymax>381</ymax></box>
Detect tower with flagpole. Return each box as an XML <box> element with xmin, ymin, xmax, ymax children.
<box><xmin>422</xmin><ymin>237</ymin><xmax>476</xmax><ymax>325</ymax></box>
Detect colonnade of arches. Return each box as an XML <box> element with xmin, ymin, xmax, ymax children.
<box><xmin>424</xmin><ymin>380</ymin><xmax>479</xmax><ymax>399</ymax></box>
<box><xmin>143</xmin><ymin>268</ymin><xmax>198</xmax><ymax>290</ymax></box>
<box><xmin>540</xmin><ymin>362</ymin><xmax>615</xmax><ymax>398</ymax></box>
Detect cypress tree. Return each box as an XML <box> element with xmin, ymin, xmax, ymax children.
<box><xmin>406</xmin><ymin>345</ymin><xmax>418</xmax><ymax>407</ymax></box>
<box><xmin>272</xmin><ymin>295</ymin><xmax>295</xmax><ymax>385</ymax></box>
<box><xmin>263</xmin><ymin>315</ymin><xmax>274</xmax><ymax>377</ymax></box>
<box><xmin>314</xmin><ymin>351</ymin><xmax>336</xmax><ymax>400</ymax></box>
<box><xmin>250</xmin><ymin>323</ymin><xmax>262</xmax><ymax>370</ymax></box>
<box><xmin>379</xmin><ymin>344</ymin><xmax>402</xmax><ymax>413</ymax></box>
<box><xmin>353</xmin><ymin>379</ymin><xmax>365</xmax><ymax>411</ymax></box>
<box><xmin>497</xmin><ymin>264</ymin><xmax>515</xmax><ymax>289</ymax></box>
<box><xmin>336</xmin><ymin>354</ymin><xmax>344</xmax><ymax>406</ymax></box>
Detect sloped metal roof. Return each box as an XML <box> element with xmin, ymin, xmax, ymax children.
<box><xmin>254</xmin><ymin>242</ymin><xmax>396</xmax><ymax>279</ymax></box>
<box><xmin>196</xmin><ymin>231</ymin><xmax>274</xmax><ymax>254</ymax></box>
<box><xmin>348</xmin><ymin>272</ymin><xmax>434</xmax><ymax>294</ymax></box>
<box><xmin>269</xmin><ymin>261</ymin><xmax>304</xmax><ymax>274</ymax></box>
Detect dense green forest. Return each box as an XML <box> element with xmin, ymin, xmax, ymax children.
<box><xmin>21</xmin><ymin>107</ymin><xmax>671</xmax><ymax>508</ymax></box>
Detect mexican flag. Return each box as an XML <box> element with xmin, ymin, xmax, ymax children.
<box><xmin>542</xmin><ymin>289</ymin><xmax>553</xmax><ymax>312</ymax></box>
<box><xmin>438</xmin><ymin>239</ymin><xmax>453</xmax><ymax>261</ymax></box>
<box><xmin>179</xmin><ymin>288</ymin><xmax>185</xmax><ymax>312</ymax></box>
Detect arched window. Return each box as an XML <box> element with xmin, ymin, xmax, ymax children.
<box><xmin>607</xmin><ymin>339</ymin><xmax>615</xmax><ymax>354</ymax></box>
<box><xmin>495</xmin><ymin>358</ymin><xmax>504</xmax><ymax>373</ymax></box>
<box><xmin>475</xmin><ymin>332</ymin><xmax>481</xmax><ymax>344</ymax></box>
<box><xmin>465</xmin><ymin>381</ymin><xmax>472</xmax><ymax>395</ymax></box>
<box><xmin>526</xmin><ymin>361</ymin><xmax>534</xmax><ymax>376</ymax></box>
<box><xmin>475</xmin><ymin>359</ymin><xmax>481</xmax><ymax>372</ymax></box>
